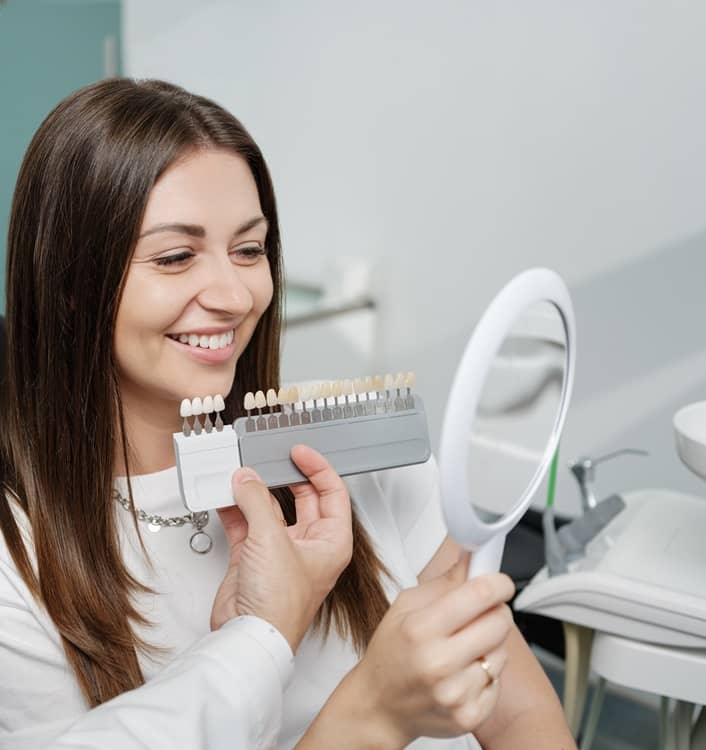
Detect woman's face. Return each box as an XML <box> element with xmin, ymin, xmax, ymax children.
<box><xmin>114</xmin><ymin>148</ymin><xmax>273</xmax><ymax>418</ymax></box>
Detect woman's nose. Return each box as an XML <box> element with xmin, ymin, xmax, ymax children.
<box><xmin>196</xmin><ymin>257</ymin><xmax>254</xmax><ymax>316</ymax></box>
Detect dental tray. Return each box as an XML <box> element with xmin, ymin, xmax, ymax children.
<box><xmin>173</xmin><ymin>375</ymin><xmax>431</xmax><ymax>513</ymax></box>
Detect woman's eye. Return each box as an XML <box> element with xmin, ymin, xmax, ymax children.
<box><xmin>154</xmin><ymin>251</ymin><xmax>195</xmax><ymax>267</ymax></box>
<box><xmin>230</xmin><ymin>244</ymin><xmax>266</xmax><ymax>264</ymax></box>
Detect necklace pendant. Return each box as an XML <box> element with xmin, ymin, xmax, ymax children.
<box><xmin>190</xmin><ymin>530</ymin><xmax>213</xmax><ymax>554</ymax></box>
<box><xmin>148</xmin><ymin>522</ymin><xmax>162</xmax><ymax>533</ymax></box>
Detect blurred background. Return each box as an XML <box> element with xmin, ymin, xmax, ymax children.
<box><xmin>3</xmin><ymin>3</ymin><xmax>706</xmax><ymax>746</ymax></box>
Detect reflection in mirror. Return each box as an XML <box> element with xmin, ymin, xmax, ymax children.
<box><xmin>467</xmin><ymin>301</ymin><xmax>566</xmax><ymax>523</ymax></box>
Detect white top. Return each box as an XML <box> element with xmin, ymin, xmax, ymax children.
<box><xmin>0</xmin><ymin>458</ymin><xmax>480</xmax><ymax>750</ymax></box>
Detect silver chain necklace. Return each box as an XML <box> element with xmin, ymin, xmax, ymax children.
<box><xmin>113</xmin><ymin>489</ymin><xmax>213</xmax><ymax>554</ymax></box>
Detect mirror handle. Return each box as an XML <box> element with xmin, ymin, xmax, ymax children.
<box><xmin>467</xmin><ymin>533</ymin><xmax>507</xmax><ymax>578</ymax></box>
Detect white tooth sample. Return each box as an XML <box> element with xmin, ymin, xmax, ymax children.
<box><xmin>300</xmin><ymin>384</ymin><xmax>312</xmax><ymax>403</ymax></box>
<box><xmin>208</xmin><ymin>335</ymin><xmax>219</xmax><ymax>350</ymax></box>
<box><xmin>310</xmin><ymin>383</ymin><xmax>322</xmax><ymax>402</ymax></box>
<box><xmin>406</xmin><ymin>371</ymin><xmax>416</xmax><ymax>388</ymax></box>
<box><xmin>199</xmin><ymin>335</ymin><xmax>209</xmax><ymax>348</ymax></box>
<box><xmin>277</xmin><ymin>387</ymin><xmax>288</xmax><ymax>405</ymax></box>
<box><xmin>373</xmin><ymin>375</ymin><xmax>384</xmax><ymax>392</ymax></box>
<box><xmin>191</xmin><ymin>397</ymin><xmax>203</xmax><ymax>415</ymax></box>
<box><xmin>179</xmin><ymin>398</ymin><xmax>192</xmax><ymax>417</ymax></box>
<box><xmin>214</xmin><ymin>394</ymin><xmax>225</xmax><ymax>412</ymax></box>
<box><xmin>266</xmin><ymin>388</ymin><xmax>278</xmax><ymax>407</ymax></box>
<box><xmin>244</xmin><ymin>392</ymin><xmax>256</xmax><ymax>411</ymax></box>
<box><xmin>331</xmin><ymin>381</ymin><xmax>342</xmax><ymax>398</ymax></box>
<box><xmin>178</xmin><ymin>334</ymin><xmax>189</xmax><ymax>344</ymax></box>
<box><xmin>254</xmin><ymin>390</ymin><xmax>267</xmax><ymax>409</ymax></box>
<box><xmin>188</xmin><ymin>334</ymin><xmax>199</xmax><ymax>347</ymax></box>
<box><xmin>384</xmin><ymin>373</ymin><xmax>394</xmax><ymax>391</ymax></box>
<box><xmin>394</xmin><ymin>372</ymin><xmax>405</xmax><ymax>389</ymax></box>
<box><xmin>202</xmin><ymin>395</ymin><xmax>214</xmax><ymax>413</ymax></box>
<box><xmin>219</xmin><ymin>333</ymin><xmax>228</xmax><ymax>348</ymax></box>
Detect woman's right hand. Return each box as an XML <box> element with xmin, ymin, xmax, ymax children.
<box><xmin>210</xmin><ymin>444</ymin><xmax>353</xmax><ymax>653</ymax></box>
<box><xmin>346</xmin><ymin>558</ymin><xmax>515</xmax><ymax>747</ymax></box>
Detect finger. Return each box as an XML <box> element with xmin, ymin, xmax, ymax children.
<box><xmin>216</xmin><ymin>505</ymin><xmax>248</xmax><ymax>548</ymax></box>
<box><xmin>396</xmin><ymin>554</ymin><xmax>476</xmax><ymax>613</ymax></box>
<box><xmin>230</xmin><ymin>467</ymin><xmax>285</xmax><ymax>535</ymax></box>
<box><xmin>432</xmin><ymin>574</ymin><xmax>515</xmax><ymax>635</ymax></box>
<box><xmin>432</xmin><ymin>644</ymin><xmax>505</xmax><ymax>710</ymax></box>
<box><xmin>289</xmin><ymin>444</ymin><xmax>351</xmax><ymax>525</ymax></box>
<box><xmin>289</xmin><ymin>482</ymin><xmax>322</xmax><ymax>527</ymax></box>
<box><xmin>447</xmin><ymin>604</ymin><xmax>514</xmax><ymax>668</ymax></box>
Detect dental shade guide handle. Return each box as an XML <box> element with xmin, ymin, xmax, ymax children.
<box><xmin>468</xmin><ymin>533</ymin><xmax>507</xmax><ymax>578</ymax></box>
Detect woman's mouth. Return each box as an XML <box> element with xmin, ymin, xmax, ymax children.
<box><xmin>167</xmin><ymin>329</ymin><xmax>234</xmax><ymax>351</ymax></box>
<box><xmin>166</xmin><ymin>329</ymin><xmax>236</xmax><ymax>363</ymax></box>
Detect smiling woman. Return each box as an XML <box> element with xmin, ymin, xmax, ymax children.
<box><xmin>0</xmin><ymin>78</ymin><xmax>573</xmax><ymax>750</ymax></box>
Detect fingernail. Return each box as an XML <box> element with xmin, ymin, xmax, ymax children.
<box><xmin>233</xmin><ymin>468</ymin><xmax>260</xmax><ymax>486</ymax></box>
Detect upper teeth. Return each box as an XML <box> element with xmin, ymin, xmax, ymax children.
<box><xmin>170</xmin><ymin>330</ymin><xmax>234</xmax><ymax>350</ymax></box>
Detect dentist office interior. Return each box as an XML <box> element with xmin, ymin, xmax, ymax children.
<box><xmin>2</xmin><ymin>1</ymin><xmax>706</xmax><ymax>748</ymax></box>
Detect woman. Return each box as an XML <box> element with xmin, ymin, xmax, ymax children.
<box><xmin>0</xmin><ymin>79</ymin><xmax>575</xmax><ymax>749</ymax></box>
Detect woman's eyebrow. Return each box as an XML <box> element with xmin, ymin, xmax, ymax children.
<box><xmin>138</xmin><ymin>216</ymin><xmax>268</xmax><ymax>240</ymax></box>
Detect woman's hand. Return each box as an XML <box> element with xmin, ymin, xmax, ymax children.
<box><xmin>301</xmin><ymin>556</ymin><xmax>515</xmax><ymax>749</ymax></box>
<box><xmin>210</xmin><ymin>444</ymin><xmax>353</xmax><ymax>653</ymax></box>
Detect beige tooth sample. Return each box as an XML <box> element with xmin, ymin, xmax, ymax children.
<box><xmin>266</xmin><ymin>388</ymin><xmax>278</xmax><ymax>408</ymax></box>
<box><xmin>244</xmin><ymin>392</ymin><xmax>256</xmax><ymax>411</ymax></box>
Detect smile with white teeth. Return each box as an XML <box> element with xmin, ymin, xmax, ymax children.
<box><xmin>167</xmin><ymin>329</ymin><xmax>235</xmax><ymax>350</ymax></box>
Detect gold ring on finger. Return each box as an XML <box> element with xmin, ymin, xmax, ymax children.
<box><xmin>479</xmin><ymin>658</ymin><xmax>498</xmax><ymax>687</ymax></box>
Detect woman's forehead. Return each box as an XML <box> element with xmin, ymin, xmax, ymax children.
<box><xmin>140</xmin><ymin>149</ymin><xmax>262</xmax><ymax>233</ymax></box>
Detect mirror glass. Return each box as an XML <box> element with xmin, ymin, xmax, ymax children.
<box><xmin>466</xmin><ymin>300</ymin><xmax>567</xmax><ymax>523</ymax></box>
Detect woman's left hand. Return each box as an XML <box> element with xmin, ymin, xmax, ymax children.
<box><xmin>210</xmin><ymin>444</ymin><xmax>353</xmax><ymax>651</ymax></box>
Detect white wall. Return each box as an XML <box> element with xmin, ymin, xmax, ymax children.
<box><xmin>123</xmin><ymin>0</ymin><xmax>706</xmax><ymax>513</ymax></box>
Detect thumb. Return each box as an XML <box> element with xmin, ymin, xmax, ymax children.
<box><xmin>230</xmin><ymin>467</ymin><xmax>282</xmax><ymax>535</ymax></box>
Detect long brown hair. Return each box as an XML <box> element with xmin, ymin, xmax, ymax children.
<box><xmin>0</xmin><ymin>78</ymin><xmax>390</xmax><ymax>707</ymax></box>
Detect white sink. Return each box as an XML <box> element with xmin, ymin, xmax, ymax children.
<box><xmin>674</xmin><ymin>401</ymin><xmax>706</xmax><ymax>480</ymax></box>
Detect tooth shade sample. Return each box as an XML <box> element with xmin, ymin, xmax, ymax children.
<box><xmin>354</xmin><ymin>378</ymin><xmax>365</xmax><ymax>394</ymax></box>
<box><xmin>373</xmin><ymin>375</ymin><xmax>384</xmax><ymax>392</ymax></box>
<box><xmin>320</xmin><ymin>382</ymin><xmax>331</xmax><ymax>399</ymax></box>
<box><xmin>384</xmin><ymin>373</ymin><xmax>394</xmax><ymax>390</ymax></box>
<box><xmin>202</xmin><ymin>395</ymin><xmax>214</xmax><ymax>413</ymax></box>
<box><xmin>266</xmin><ymin>388</ymin><xmax>278</xmax><ymax>407</ymax></box>
<box><xmin>254</xmin><ymin>390</ymin><xmax>267</xmax><ymax>409</ymax></box>
<box><xmin>288</xmin><ymin>386</ymin><xmax>300</xmax><ymax>404</ymax></box>
<box><xmin>191</xmin><ymin>397</ymin><xmax>203</xmax><ymax>415</ymax></box>
<box><xmin>277</xmin><ymin>387</ymin><xmax>289</xmax><ymax>405</ymax></box>
<box><xmin>406</xmin><ymin>371</ymin><xmax>416</xmax><ymax>388</ymax></box>
<box><xmin>364</xmin><ymin>376</ymin><xmax>374</xmax><ymax>392</ymax></box>
<box><xmin>244</xmin><ymin>392</ymin><xmax>256</xmax><ymax>411</ymax></box>
<box><xmin>214</xmin><ymin>394</ymin><xmax>226</xmax><ymax>412</ymax></box>
<box><xmin>394</xmin><ymin>372</ymin><xmax>405</xmax><ymax>389</ymax></box>
<box><xmin>310</xmin><ymin>383</ymin><xmax>322</xmax><ymax>401</ymax></box>
<box><xmin>343</xmin><ymin>379</ymin><xmax>353</xmax><ymax>395</ymax></box>
<box><xmin>180</xmin><ymin>398</ymin><xmax>192</xmax><ymax>418</ymax></box>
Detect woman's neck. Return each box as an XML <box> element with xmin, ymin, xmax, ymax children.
<box><xmin>114</xmin><ymin>390</ymin><xmax>182</xmax><ymax>477</ymax></box>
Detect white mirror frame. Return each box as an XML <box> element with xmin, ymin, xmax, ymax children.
<box><xmin>439</xmin><ymin>268</ymin><xmax>576</xmax><ymax>577</ymax></box>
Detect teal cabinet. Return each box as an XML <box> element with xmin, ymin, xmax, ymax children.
<box><xmin>0</xmin><ymin>0</ymin><xmax>121</xmax><ymax>309</ymax></box>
